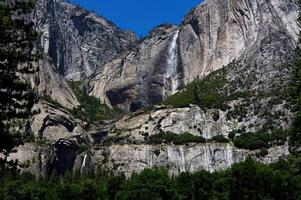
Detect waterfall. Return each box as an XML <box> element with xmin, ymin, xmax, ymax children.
<box><xmin>164</xmin><ymin>30</ymin><xmax>179</xmax><ymax>98</ymax></box>
<box><xmin>80</xmin><ymin>154</ymin><xmax>87</xmax><ymax>173</ymax></box>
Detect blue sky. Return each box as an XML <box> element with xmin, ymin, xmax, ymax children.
<box><xmin>70</xmin><ymin>0</ymin><xmax>203</xmax><ymax>37</ymax></box>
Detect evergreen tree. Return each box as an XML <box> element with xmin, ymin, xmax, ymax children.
<box><xmin>0</xmin><ymin>0</ymin><xmax>38</xmax><ymax>168</ymax></box>
<box><xmin>289</xmin><ymin>0</ymin><xmax>301</xmax><ymax>154</ymax></box>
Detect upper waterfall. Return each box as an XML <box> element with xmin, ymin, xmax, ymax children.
<box><xmin>164</xmin><ymin>30</ymin><xmax>179</xmax><ymax>98</ymax></box>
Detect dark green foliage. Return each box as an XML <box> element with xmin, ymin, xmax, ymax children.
<box><xmin>256</xmin><ymin>148</ymin><xmax>269</xmax><ymax>158</ymax></box>
<box><xmin>233</xmin><ymin>129</ymin><xmax>287</xmax><ymax>150</ymax></box>
<box><xmin>164</xmin><ymin>66</ymin><xmax>250</xmax><ymax>110</ymax></box>
<box><xmin>0</xmin><ymin>0</ymin><xmax>38</xmax><ymax>166</ymax></box>
<box><xmin>228</xmin><ymin>131</ymin><xmax>236</xmax><ymax>139</ymax></box>
<box><xmin>1</xmin><ymin>157</ymin><xmax>301</xmax><ymax>199</ymax></box>
<box><xmin>212</xmin><ymin>135</ymin><xmax>229</xmax><ymax>143</ymax></box>
<box><xmin>78</xmin><ymin>144</ymin><xmax>89</xmax><ymax>154</ymax></box>
<box><xmin>68</xmin><ymin>81</ymin><xmax>122</xmax><ymax>123</ymax></box>
<box><xmin>289</xmin><ymin>41</ymin><xmax>301</xmax><ymax>153</ymax></box>
<box><xmin>233</xmin><ymin>132</ymin><xmax>270</xmax><ymax>150</ymax></box>
<box><xmin>147</xmin><ymin>131</ymin><xmax>206</xmax><ymax>145</ymax></box>
<box><xmin>288</xmin><ymin>0</ymin><xmax>301</xmax><ymax>154</ymax></box>
<box><xmin>116</xmin><ymin>168</ymin><xmax>176</xmax><ymax>200</ymax></box>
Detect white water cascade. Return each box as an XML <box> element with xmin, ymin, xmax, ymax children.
<box><xmin>164</xmin><ymin>30</ymin><xmax>179</xmax><ymax>98</ymax></box>
<box><xmin>80</xmin><ymin>154</ymin><xmax>87</xmax><ymax>173</ymax></box>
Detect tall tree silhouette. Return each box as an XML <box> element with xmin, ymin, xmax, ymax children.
<box><xmin>0</xmin><ymin>0</ymin><xmax>38</xmax><ymax>168</ymax></box>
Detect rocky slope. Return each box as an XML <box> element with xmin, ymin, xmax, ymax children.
<box><xmin>32</xmin><ymin>58</ymin><xmax>79</xmax><ymax>109</ymax></box>
<box><xmin>88</xmin><ymin>0</ymin><xmax>299</xmax><ymax>111</ymax></box>
<box><xmin>30</xmin><ymin>0</ymin><xmax>137</xmax><ymax>80</ymax></box>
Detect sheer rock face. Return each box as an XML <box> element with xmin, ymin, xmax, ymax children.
<box><xmin>88</xmin><ymin>25</ymin><xmax>181</xmax><ymax>111</ymax></box>
<box><xmin>31</xmin><ymin>0</ymin><xmax>137</xmax><ymax>80</ymax></box>
<box><xmin>33</xmin><ymin>58</ymin><xmax>79</xmax><ymax>109</ymax></box>
<box><xmin>91</xmin><ymin>144</ymin><xmax>288</xmax><ymax>178</ymax></box>
<box><xmin>88</xmin><ymin>0</ymin><xmax>299</xmax><ymax>110</ymax></box>
<box><xmin>181</xmin><ymin>0</ymin><xmax>299</xmax><ymax>81</ymax></box>
<box><xmin>7</xmin><ymin>142</ymin><xmax>289</xmax><ymax>178</ymax></box>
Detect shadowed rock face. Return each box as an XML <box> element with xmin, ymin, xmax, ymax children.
<box><xmin>88</xmin><ymin>0</ymin><xmax>299</xmax><ymax>111</ymax></box>
<box><xmin>30</xmin><ymin>0</ymin><xmax>137</xmax><ymax>80</ymax></box>
<box><xmin>49</xmin><ymin>139</ymin><xmax>78</xmax><ymax>175</ymax></box>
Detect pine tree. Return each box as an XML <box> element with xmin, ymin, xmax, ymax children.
<box><xmin>289</xmin><ymin>0</ymin><xmax>301</xmax><ymax>155</ymax></box>
<box><xmin>0</xmin><ymin>0</ymin><xmax>38</xmax><ymax>168</ymax></box>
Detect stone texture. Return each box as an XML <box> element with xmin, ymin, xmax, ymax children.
<box><xmin>30</xmin><ymin>101</ymin><xmax>83</xmax><ymax>142</ymax></box>
<box><xmin>88</xmin><ymin>25</ymin><xmax>181</xmax><ymax>111</ymax></box>
<box><xmin>30</xmin><ymin>0</ymin><xmax>137</xmax><ymax>80</ymax></box>
<box><xmin>91</xmin><ymin>143</ymin><xmax>289</xmax><ymax>178</ymax></box>
<box><xmin>5</xmin><ymin>143</ymin><xmax>52</xmax><ymax>177</ymax></box>
<box><xmin>7</xmin><ymin>142</ymin><xmax>288</xmax><ymax>178</ymax></box>
<box><xmin>33</xmin><ymin>58</ymin><xmax>79</xmax><ymax>109</ymax></box>
<box><xmin>110</xmin><ymin>106</ymin><xmax>234</xmax><ymax>142</ymax></box>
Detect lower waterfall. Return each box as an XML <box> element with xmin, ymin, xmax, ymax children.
<box><xmin>80</xmin><ymin>154</ymin><xmax>87</xmax><ymax>173</ymax></box>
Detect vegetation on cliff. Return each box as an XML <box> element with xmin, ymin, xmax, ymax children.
<box><xmin>68</xmin><ymin>81</ymin><xmax>123</xmax><ymax>123</ymax></box>
<box><xmin>164</xmin><ymin>64</ymin><xmax>250</xmax><ymax>110</ymax></box>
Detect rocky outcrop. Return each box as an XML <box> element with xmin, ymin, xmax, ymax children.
<box><xmin>30</xmin><ymin>101</ymin><xmax>83</xmax><ymax>142</ymax></box>
<box><xmin>88</xmin><ymin>0</ymin><xmax>299</xmax><ymax>110</ymax></box>
<box><xmin>33</xmin><ymin>58</ymin><xmax>79</xmax><ymax>109</ymax></box>
<box><xmin>31</xmin><ymin>0</ymin><xmax>137</xmax><ymax>80</ymax></box>
<box><xmin>6</xmin><ymin>139</ymin><xmax>79</xmax><ymax>176</ymax></box>
<box><xmin>8</xmin><ymin>103</ymin><xmax>290</xmax><ymax>177</ymax></box>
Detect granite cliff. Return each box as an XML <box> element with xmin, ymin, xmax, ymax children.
<box><xmin>30</xmin><ymin>0</ymin><xmax>137</xmax><ymax>80</ymax></box>
<box><xmin>88</xmin><ymin>0</ymin><xmax>299</xmax><ymax>111</ymax></box>
<box><xmin>4</xmin><ymin>0</ymin><xmax>301</xmax><ymax>177</ymax></box>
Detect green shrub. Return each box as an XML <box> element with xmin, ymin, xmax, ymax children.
<box><xmin>271</xmin><ymin>128</ymin><xmax>287</xmax><ymax>145</ymax></box>
<box><xmin>164</xmin><ymin>66</ymin><xmax>249</xmax><ymax>110</ymax></box>
<box><xmin>233</xmin><ymin>128</ymin><xmax>287</xmax><ymax>150</ymax></box>
<box><xmin>147</xmin><ymin>131</ymin><xmax>205</xmax><ymax>145</ymax></box>
<box><xmin>228</xmin><ymin>131</ymin><xmax>236</xmax><ymax>139</ymax></box>
<box><xmin>212</xmin><ymin>135</ymin><xmax>229</xmax><ymax>143</ymax></box>
<box><xmin>78</xmin><ymin>144</ymin><xmax>89</xmax><ymax>154</ymax></box>
<box><xmin>256</xmin><ymin>148</ymin><xmax>269</xmax><ymax>158</ymax></box>
<box><xmin>233</xmin><ymin>132</ymin><xmax>269</xmax><ymax>150</ymax></box>
<box><xmin>173</xmin><ymin>133</ymin><xmax>206</xmax><ymax>145</ymax></box>
<box><xmin>68</xmin><ymin>81</ymin><xmax>122</xmax><ymax>122</ymax></box>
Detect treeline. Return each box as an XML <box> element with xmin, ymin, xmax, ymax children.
<box><xmin>1</xmin><ymin>157</ymin><xmax>301</xmax><ymax>200</ymax></box>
